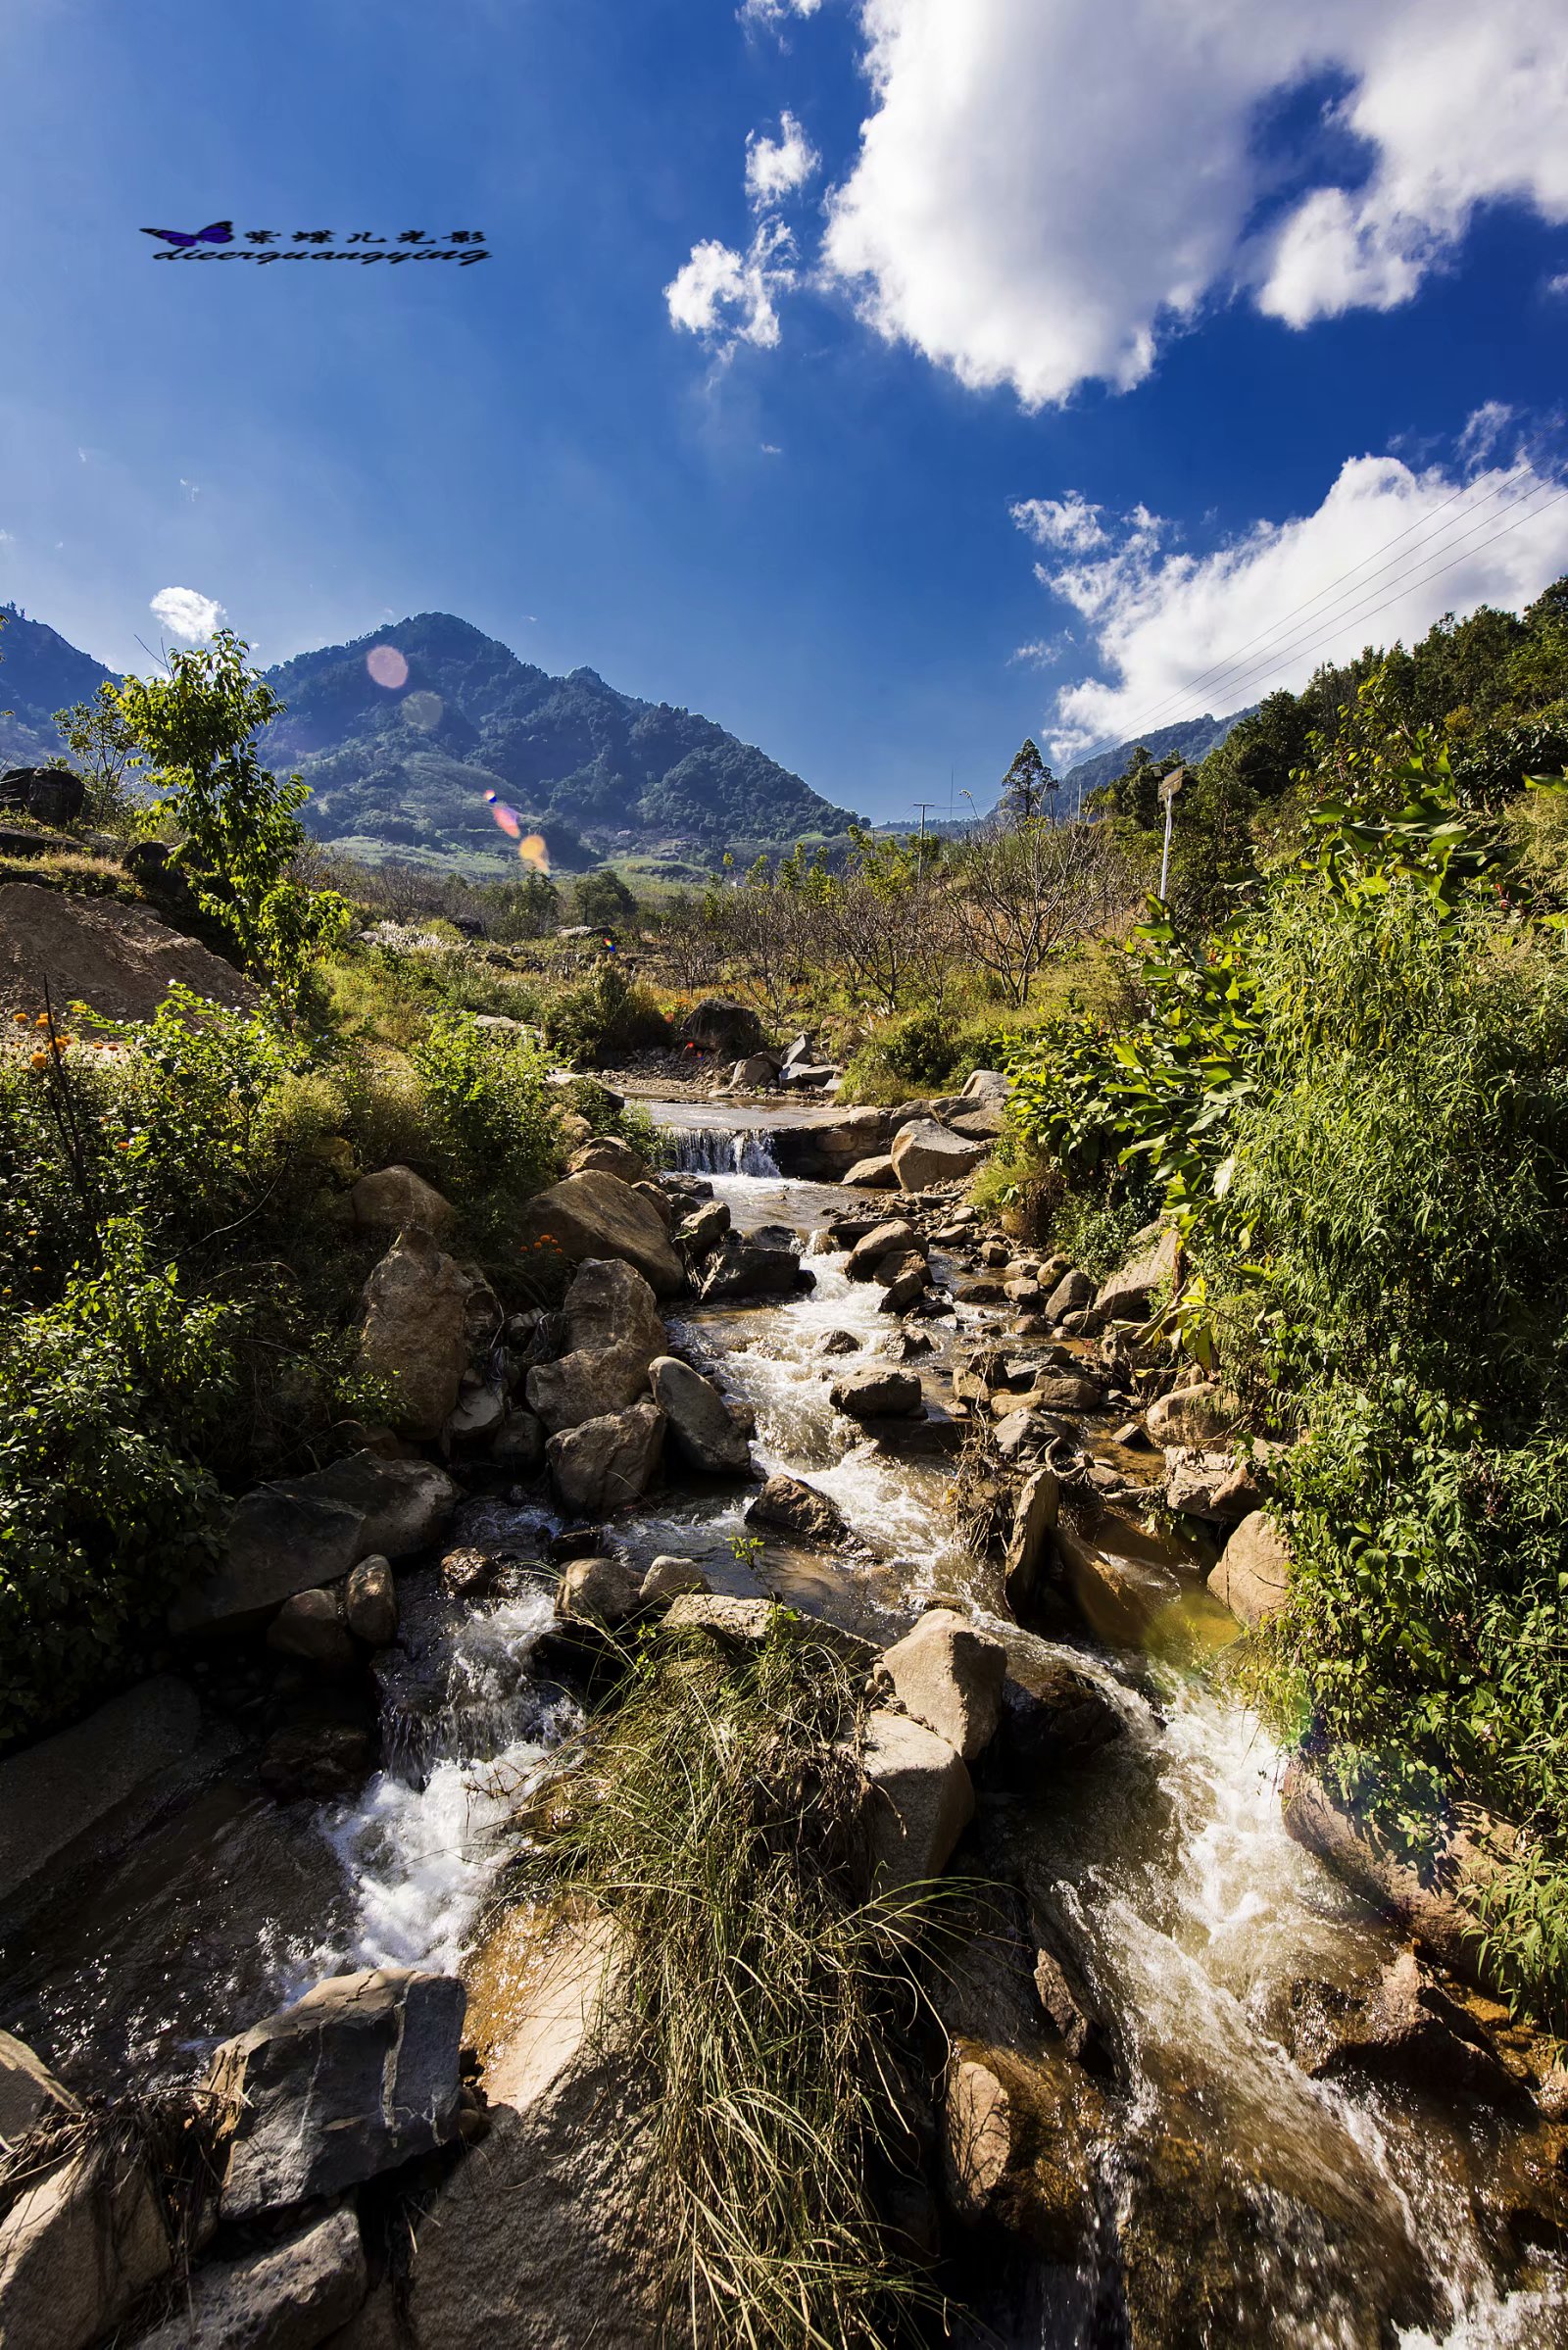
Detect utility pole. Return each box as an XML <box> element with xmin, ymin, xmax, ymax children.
<box><xmin>911</xmin><ymin>801</ymin><xmax>941</xmax><ymax>847</ymax></box>
<box><xmin>1158</xmin><ymin>766</ymin><xmax>1187</xmax><ymax>900</ymax></box>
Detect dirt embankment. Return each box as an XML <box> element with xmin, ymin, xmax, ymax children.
<box><xmin>0</xmin><ymin>881</ymin><xmax>259</xmax><ymax>1025</ymax></box>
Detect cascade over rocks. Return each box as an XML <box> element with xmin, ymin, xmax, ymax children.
<box><xmin>518</xmin><ymin>1171</ymin><xmax>685</xmax><ymax>1296</ymax></box>
<box><xmin>357</xmin><ymin>1226</ymin><xmax>471</xmax><ymax>1439</ymax></box>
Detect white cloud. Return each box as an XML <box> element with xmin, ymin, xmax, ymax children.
<box><xmin>1457</xmin><ymin>404</ymin><xmax>1516</xmax><ymax>468</ymax></box>
<box><xmin>740</xmin><ymin>0</ymin><xmax>821</xmax><ymax>26</ymax></box>
<box><xmin>814</xmin><ymin>0</ymin><xmax>1568</xmax><ymax>407</ymax></box>
<box><xmin>178</xmin><ymin>477</ymin><xmax>201</xmax><ymax>502</ymax></box>
<box><xmin>760</xmin><ymin>442</ymin><xmax>783</xmax><ymax>456</ymax></box>
<box><xmin>664</xmin><ymin>221</ymin><xmax>796</xmax><ymax>351</ymax></box>
<box><xmin>1029</xmin><ymin>444</ymin><xmax>1568</xmax><ymax>763</ymax></box>
<box><xmin>1547</xmin><ymin>273</ymin><xmax>1568</xmax><ymax>299</ymax></box>
<box><xmin>150</xmin><ymin>585</ymin><xmax>226</xmax><ymax>642</ymax></box>
<box><xmin>1010</xmin><ymin>493</ymin><xmax>1108</xmax><ymax>555</ymax></box>
<box><xmin>746</xmin><ymin>111</ymin><xmax>819</xmax><ymax>210</ymax></box>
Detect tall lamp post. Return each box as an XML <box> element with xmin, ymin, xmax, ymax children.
<box><xmin>1158</xmin><ymin>766</ymin><xmax>1187</xmax><ymax>901</ymax></box>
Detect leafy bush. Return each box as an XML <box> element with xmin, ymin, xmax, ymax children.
<box><xmin>412</xmin><ymin>1014</ymin><xmax>563</xmax><ymax>1200</ymax></box>
<box><xmin>543</xmin><ymin>966</ymin><xmax>671</xmax><ymax>1068</ymax></box>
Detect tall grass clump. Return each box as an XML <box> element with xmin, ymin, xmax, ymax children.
<box><xmin>510</xmin><ymin>1612</ymin><xmax>949</xmax><ymax>2350</ymax></box>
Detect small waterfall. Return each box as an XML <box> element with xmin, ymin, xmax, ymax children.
<box><xmin>670</xmin><ymin>1126</ymin><xmax>782</xmax><ymax>1177</ymax></box>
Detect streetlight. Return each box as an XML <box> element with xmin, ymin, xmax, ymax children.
<box><xmin>1158</xmin><ymin>766</ymin><xmax>1186</xmax><ymax>901</ymax></box>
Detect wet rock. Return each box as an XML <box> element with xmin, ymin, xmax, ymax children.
<box><xmin>649</xmin><ymin>1355</ymin><xmax>752</xmax><ymax>1475</ymax></box>
<box><xmin>517</xmin><ymin>1171</ymin><xmax>685</xmax><ymax>1297</ymax></box>
<box><xmin>877</xmin><ymin>1250</ymin><xmax>932</xmax><ymax>1312</ymax></box>
<box><xmin>699</xmin><ymin>1230</ymin><xmax>809</xmax><ymax>1301</ymax></box>
<box><xmin>0</xmin><ymin>2031</ymin><xmax>77</xmax><ymax>2158</ymax></box>
<box><xmin>1113</xmin><ymin>1418</ymin><xmax>1152</xmax><ymax>1448</ymax></box>
<box><xmin>136</xmin><ymin>2205</ymin><xmax>366</xmax><ymax>2349</ymax></box>
<box><xmin>210</xmin><ymin>1968</ymin><xmax>466</xmax><ymax>2218</ymax></box>
<box><xmin>945</xmin><ymin>2048</ymin><xmax>1014</xmax><ymax>2207</ymax></box>
<box><xmin>349</xmin><ymin>1163</ymin><xmax>454</xmax><ymax>1233</ymax></box>
<box><xmin>527</xmin><ymin>1339</ymin><xmax>661</xmax><ymax>1434</ymax></box>
<box><xmin>1146</xmin><ymin>1381</ymin><xmax>1233</xmax><ymax>1445</ymax></box>
<box><xmin>859</xmin><ymin>1709</ymin><xmax>975</xmax><ymax>1891</ymax></box>
<box><xmin>547</xmin><ymin>1401</ymin><xmax>666</xmax><ymax>1515</ymax></box>
<box><xmin>492</xmin><ymin>1407</ymin><xmax>546</xmax><ymax>1473</ymax></box>
<box><xmin>639</xmin><ymin>1556</ymin><xmax>710</xmax><ymax>1603</ymax></box>
<box><xmin>882</xmin><ymin>1327</ymin><xmax>936</xmax><ymax>1361</ymax></box>
<box><xmin>746</xmin><ymin>1472</ymin><xmax>850</xmax><ymax>1547</ymax></box>
<box><xmin>0</xmin><ymin>2138</ymin><xmax>171</xmax><ymax>2350</ymax></box>
<box><xmin>562</xmin><ymin>1257</ymin><xmax>667</xmax><ymax>1360</ymax></box>
<box><xmin>0</xmin><ymin>1677</ymin><xmax>239</xmax><ymax>1934</ymax></box>
<box><xmin>344</xmin><ymin>1555</ymin><xmax>398</xmax><ymax>1647</ymax></box>
<box><xmin>993</xmin><ymin>1409</ymin><xmax>1067</xmax><ymax>1464</ymax></box>
<box><xmin>358</xmin><ymin>1226</ymin><xmax>471</xmax><ymax>1439</ymax></box>
<box><xmin>1096</xmin><ymin>1221</ymin><xmax>1180</xmax><ymax>1322</ymax></box>
<box><xmin>830</xmin><ymin>1366</ymin><xmax>924</xmax><ymax>1421</ymax></box>
<box><xmin>1029</xmin><ymin>1940</ymin><xmax>1113</xmax><ymax>2075</ymax></box>
<box><xmin>1043</xmin><ymin>1268</ymin><xmax>1094</xmax><ymax>1321</ymax></box>
<box><xmin>260</xmin><ymin>1722</ymin><xmax>373</xmax><ymax>1802</ymax></box>
<box><xmin>1164</xmin><ymin>1445</ymin><xmax>1265</xmax><ymax>1523</ymax></box>
<box><xmin>1288</xmin><ymin>1951</ymin><xmax>1529</xmax><ymax>2110</ymax></box>
<box><xmin>1207</xmin><ymin>1508</ymin><xmax>1292</xmax><ymax>1626</ymax></box>
<box><xmin>846</xmin><ymin>1218</ymin><xmax>921</xmax><ymax>1278</ymax></box>
<box><xmin>876</xmin><ymin>1608</ymin><xmax>1005</xmax><ymax>1762</ymax></box>
<box><xmin>891</xmin><ymin>1119</ymin><xmax>988</xmax><ymax>1191</ymax></box>
<box><xmin>557</xmin><ymin>1554</ymin><xmax>645</xmax><ymax>1629</ymax></box>
<box><xmin>440</xmin><ymin>1545</ymin><xmax>512</xmax><ymax>1599</ymax></box>
<box><xmin>1054</xmin><ymin>1518</ymin><xmax>1182</xmax><ymax>1647</ymax></box>
<box><xmin>663</xmin><ymin>1593</ymin><xmax>779</xmax><ymax>1642</ymax></box>
<box><xmin>1003</xmin><ymin>1465</ymin><xmax>1059</xmax><ymax>1615</ymax></box>
<box><xmin>842</xmin><ymin>1154</ymin><xmax>900</xmax><ymax>1190</ymax></box>
<box><xmin>675</xmin><ymin>1197</ymin><xmax>730</xmax><ymax>1258</ymax></box>
<box><xmin>816</xmin><ymin>1327</ymin><xmax>860</xmax><ymax>1357</ymax></box>
<box><xmin>267</xmin><ymin>1589</ymin><xmax>358</xmax><ymax>1672</ymax></box>
<box><xmin>567</xmin><ymin>1136</ymin><xmax>645</xmax><ymax>1184</ymax></box>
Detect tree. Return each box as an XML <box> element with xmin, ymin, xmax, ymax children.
<box><xmin>573</xmin><ymin>868</ymin><xmax>638</xmax><ymax>929</ymax></box>
<box><xmin>112</xmin><ymin>630</ymin><xmax>350</xmax><ymax>1009</ymax></box>
<box><xmin>54</xmin><ymin>683</ymin><xmax>145</xmax><ymax>827</ymax></box>
<box><xmin>1000</xmin><ymin>738</ymin><xmax>1056</xmax><ymax>824</ymax></box>
<box><xmin>956</xmin><ymin>818</ymin><xmax>1134</xmax><ymax>1005</ymax></box>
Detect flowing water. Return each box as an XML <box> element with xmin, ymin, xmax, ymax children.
<box><xmin>3</xmin><ymin>1116</ymin><xmax>1563</xmax><ymax>2344</ymax></box>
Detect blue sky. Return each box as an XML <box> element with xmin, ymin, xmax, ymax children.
<box><xmin>2</xmin><ymin>0</ymin><xmax>1566</xmax><ymax>822</ymax></box>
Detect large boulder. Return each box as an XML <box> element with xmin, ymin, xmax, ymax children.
<box><xmin>134</xmin><ymin>2207</ymin><xmax>366</xmax><ymax>2349</ymax></box>
<box><xmin>547</xmin><ymin>1401</ymin><xmax>666</xmax><ymax>1515</ymax></box>
<box><xmin>663</xmin><ymin>1593</ymin><xmax>779</xmax><ymax>1642</ymax></box>
<box><xmin>676</xmin><ymin>1196</ymin><xmax>730</xmax><ymax>1258</ymax></box>
<box><xmin>358</xmin><ymin>1227</ymin><xmax>470</xmax><ymax>1438</ymax></box>
<box><xmin>349</xmin><ymin>1164</ymin><xmax>453</xmax><ymax>1234</ymax></box>
<box><xmin>947</xmin><ymin>1103</ymin><xmax>1005</xmax><ymax>1141</ymax></box>
<box><xmin>527</xmin><ymin>1340</ymin><xmax>659</xmax><ymax>1434</ymax></box>
<box><xmin>846</xmin><ymin>1220</ymin><xmax>921</xmax><ymax>1280</ymax></box>
<box><xmin>682</xmin><ymin>998</ymin><xmax>765</xmax><ymax>1054</ymax></box>
<box><xmin>876</xmin><ymin>1609</ymin><xmax>1005</xmax><ymax>1762</ymax></box>
<box><xmin>1288</xmin><ymin>1950</ymin><xmax>1525</xmax><ymax>2109</ymax></box>
<box><xmin>0</xmin><ymin>2031</ymin><xmax>76</xmax><ymax>2158</ymax></box>
<box><xmin>518</xmin><ymin>1172</ymin><xmax>685</xmax><ymax>1297</ymax></box>
<box><xmin>1208</xmin><ymin>1508</ymin><xmax>1292</xmax><ymax>1626</ymax></box>
<box><xmin>1165</xmin><ymin>1446</ymin><xmax>1265</xmax><ymax>1523</ymax></box>
<box><xmin>1096</xmin><ymin>1223</ymin><xmax>1181</xmax><ymax>1322</ymax></box>
<box><xmin>557</xmin><ymin>1554</ymin><xmax>645</xmax><ymax>1629</ymax></box>
<box><xmin>877</xmin><ymin>1250</ymin><xmax>932</xmax><ymax>1314</ymax></box>
<box><xmin>988</xmin><ymin>1653</ymin><xmax>1125</xmax><ymax>1783</ymax></box>
<box><xmin>0</xmin><ymin>2139</ymin><xmax>171</xmax><ymax>2350</ymax></box>
<box><xmin>0</xmin><ymin>1677</ymin><xmax>239</xmax><ymax>1933</ymax></box>
<box><xmin>170</xmin><ymin>1453</ymin><xmax>457</xmax><ymax>1633</ymax></box>
<box><xmin>567</xmin><ymin>1137</ymin><xmax>645</xmax><ymax>1185</ymax></box>
<box><xmin>1042</xmin><ymin>1267</ymin><xmax>1094</xmax><ymax>1322</ymax></box>
<box><xmin>699</xmin><ymin>1230</ymin><xmax>808</xmax><ymax>1301</ymax></box>
<box><xmin>639</xmin><ymin>1556</ymin><xmax>711</xmax><ymax>1603</ymax></box>
<box><xmin>842</xmin><ymin>1154</ymin><xmax>899</xmax><ymax>1190</ymax></box>
<box><xmin>859</xmin><ymin>1709</ymin><xmax>975</xmax><ymax>1891</ymax></box>
<box><xmin>959</xmin><ymin>1068</ymin><xmax>1009</xmax><ymax>1102</ymax></box>
<box><xmin>890</xmin><ymin>1119</ymin><xmax>988</xmax><ymax>1191</ymax></box>
<box><xmin>746</xmin><ymin>1473</ymin><xmax>850</xmax><ymax>1547</ymax></box>
<box><xmin>649</xmin><ymin>1356</ymin><xmax>752</xmax><ymax>1475</ymax></box>
<box><xmin>267</xmin><ymin>1588</ymin><xmax>357</xmax><ymax>1671</ymax></box>
<box><xmin>209</xmin><ymin>1968</ymin><xmax>466</xmax><ymax>2219</ymax></box>
<box><xmin>1146</xmin><ymin>1381</ymin><xmax>1233</xmax><ymax>1445</ymax></box>
<box><xmin>829</xmin><ymin>1367</ymin><xmax>923</xmax><ymax>1421</ymax></box>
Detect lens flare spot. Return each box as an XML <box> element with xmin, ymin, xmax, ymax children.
<box><xmin>400</xmin><ymin>689</ymin><xmax>443</xmax><ymax>731</ymax></box>
<box><xmin>483</xmin><ymin>791</ymin><xmax>522</xmax><ymax>840</ymax></box>
<box><xmin>367</xmin><ymin>644</ymin><xmax>409</xmax><ymax>689</ymax></box>
<box><xmin>517</xmin><ymin>833</ymin><xmax>551</xmax><ymax>873</ymax></box>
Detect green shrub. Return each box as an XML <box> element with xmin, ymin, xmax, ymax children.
<box><xmin>543</xmin><ymin>966</ymin><xmax>671</xmax><ymax>1067</ymax></box>
<box><xmin>412</xmin><ymin>1014</ymin><xmax>563</xmax><ymax>1200</ymax></box>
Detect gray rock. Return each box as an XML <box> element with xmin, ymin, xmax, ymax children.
<box><xmin>1023</xmin><ymin>1368</ymin><xmax>1105</xmax><ymax>1413</ymax></box>
<box><xmin>947</xmin><ymin>1103</ymin><xmax>1005</xmax><ymax>1141</ymax></box>
<box><xmin>517</xmin><ymin>1172</ymin><xmax>685</xmax><ymax>1297</ymax></box>
<box><xmin>890</xmin><ymin>1120</ymin><xmax>988</xmax><ymax>1191</ymax></box>
<box><xmin>730</xmin><ymin>1051</ymin><xmax>779</xmax><ymax>1088</ymax></box>
<box><xmin>841</xmin><ymin>1154</ymin><xmax>899</xmax><ymax>1190</ymax></box>
<box><xmin>846</xmin><ymin>1219</ymin><xmax>919</xmax><ymax>1280</ymax></box>
<box><xmin>0</xmin><ymin>2031</ymin><xmax>77</xmax><ymax>2158</ymax></box>
<box><xmin>1164</xmin><ymin>1446</ymin><xmax>1266</xmax><ymax>1523</ymax></box>
<box><xmin>959</xmin><ymin>1068</ymin><xmax>1009</xmax><ymax>1102</ymax></box>
<box><xmin>676</xmin><ymin>1197</ymin><xmax>730</xmax><ymax>1258</ymax></box>
<box><xmin>527</xmin><ymin>1339</ymin><xmax>660</xmax><ymax>1434</ymax></box>
<box><xmin>1207</xmin><ymin>1508</ymin><xmax>1292</xmax><ymax>1625</ymax></box>
<box><xmin>1146</xmin><ymin>1380</ymin><xmax>1233</xmax><ymax>1444</ymax></box>
<box><xmin>1043</xmin><ymin>1268</ymin><xmax>1095</xmax><ymax>1321</ymax></box>
<box><xmin>135</xmin><ymin>2205</ymin><xmax>366</xmax><ymax>2349</ymax></box>
<box><xmin>563</xmin><ymin>1257</ymin><xmax>667</xmax><ymax>1361</ymax></box>
<box><xmin>876</xmin><ymin>1609</ymin><xmax>1005</xmax><ymax>1761</ymax></box>
<box><xmin>492</xmin><ymin>1407</ymin><xmax>546</xmax><ymax>1473</ymax></box>
<box><xmin>358</xmin><ymin>1226</ymin><xmax>471</xmax><ymax>1439</ymax></box>
<box><xmin>829</xmin><ymin>1367</ymin><xmax>923</xmax><ymax>1421</ymax></box>
<box><xmin>171</xmin><ymin>1454</ymin><xmax>457</xmax><ymax>1634</ymax></box>
<box><xmin>745</xmin><ymin>1474</ymin><xmax>849</xmax><ymax>1547</ymax></box>
<box><xmin>639</xmin><ymin>1556</ymin><xmax>711</xmax><ymax>1603</ymax></box>
<box><xmin>349</xmin><ymin>1164</ymin><xmax>453</xmax><ymax>1234</ymax></box>
<box><xmin>876</xmin><ymin>1251</ymin><xmax>932</xmax><ymax>1314</ymax></box>
<box><xmin>267</xmin><ymin>1589</ymin><xmax>357</xmax><ymax>1671</ymax></box>
<box><xmin>210</xmin><ymin>1968</ymin><xmax>466</xmax><ymax>2219</ymax></box>
<box><xmin>681</xmin><ymin>999</ymin><xmax>764</xmax><ymax>1054</ymax></box>
<box><xmin>1003</xmin><ymin>1465</ymin><xmax>1059</xmax><ymax>1615</ymax></box>
<box><xmin>547</xmin><ymin>1401</ymin><xmax>666</xmax><ymax>1515</ymax></box>
<box><xmin>0</xmin><ymin>1677</ymin><xmax>238</xmax><ymax>1934</ymax></box>
<box><xmin>1096</xmin><ymin>1222</ymin><xmax>1180</xmax><ymax>1322</ymax></box>
<box><xmin>859</xmin><ymin>1709</ymin><xmax>974</xmax><ymax>1890</ymax></box>
<box><xmin>557</xmin><ymin>1555</ymin><xmax>645</xmax><ymax>1629</ymax></box>
<box><xmin>698</xmin><ymin>1231</ymin><xmax>808</xmax><ymax>1301</ymax></box>
<box><xmin>344</xmin><ymin>1556</ymin><xmax>398</xmax><ymax>1647</ymax></box>
<box><xmin>447</xmin><ymin>1380</ymin><xmax>505</xmax><ymax>1441</ymax></box>
<box><xmin>648</xmin><ymin>1356</ymin><xmax>752</xmax><ymax>1475</ymax></box>
<box><xmin>567</xmin><ymin>1137</ymin><xmax>645</xmax><ymax>1185</ymax></box>
<box><xmin>662</xmin><ymin>1593</ymin><xmax>778</xmax><ymax>1641</ymax></box>
<box><xmin>260</xmin><ymin>1724</ymin><xmax>372</xmax><ymax>1803</ymax></box>
<box><xmin>0</xmin><ymin>2140</ymin><xmax>171</xmax><ymax>2350</ymax></box>
<box><xmin>815</xmin><ymin>1327</ymin><xmax>860</xmax><ymax>1357</ymax></box>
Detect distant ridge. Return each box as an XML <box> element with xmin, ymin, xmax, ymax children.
<box><xmin>1059</xmin><ymin>707</ymin><xmax>1254</xmax><ymax>809</ymax></box>
<box><xmin>0</xmin><ymin>604</ymin><xmax>116</xmax><ymax>766</ymax></box>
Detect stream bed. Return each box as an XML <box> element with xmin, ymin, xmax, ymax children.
<box><xmin>3</xmin><ymin>1120</ymin><xmax>1564</xmax><ymax>2346</ymax></box>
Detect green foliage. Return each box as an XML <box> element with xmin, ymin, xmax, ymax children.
<box><xmin>510</xmin><ymin>1614</ymin><xmax>947</xmax><ymax>2349</ymax></box>
<box><xmin>53</xmin><ymin>683</ymin><xmax>146</xmax><ymax>829</ymax></box>
<box><xmin>411</xmin><ymin>1014</ymin><xmax>562</xmax><ymax>1199</ymax></box>
<box><xmin>112</xmin><ymin>631</ymin><xmax>351</xmax><ymax>1006</ymax></box>
<box><xmin>999</xmin><ymin>736</ymin><xmax>1056</xmax><ymax>822</ymax></box>
<box><xmin>572</xmin><ymin>867</ymin><xmax>638</xmax><ymax>929</ymax></box>
<box><xmin>542</xmin><ymin>964</ymin><xmax>672</xmax><ymax>1068</ymax></box>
